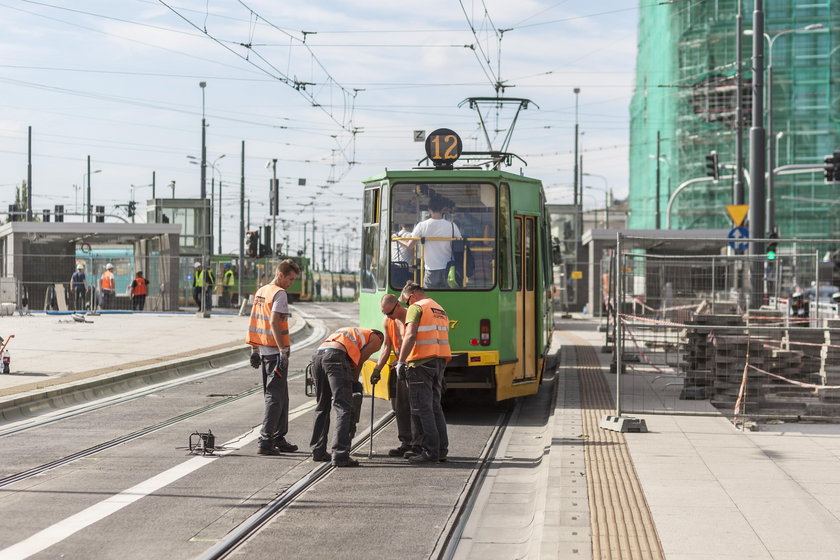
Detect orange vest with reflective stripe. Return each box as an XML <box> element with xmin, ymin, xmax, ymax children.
<box><xmin>386</xmin><ymin>318</ymin><xmax>402</xmax><ymax>356</ymax></box>
<box><xmin>246</xmin><ymin>283</ymin><xmax>291</xmax><ymax>348</ymax></box>
<box><xmin>324</xmin><ymin>327</ymin><xmax>375</xmax><ymax>368</ymax></box>
<box><xmin>133</xmin><ymin>277</ymin><xmax>147</xmax><ymax>296</ymax></box>
<box><xmin>100</xmin><ymin>270</ymin><xmax>115</xmax><ymax>291</ymax></box>
<box><xmin>406</xmin><ymin>298</ymin><xmax>451</xmax><ymax>362</ymax></box>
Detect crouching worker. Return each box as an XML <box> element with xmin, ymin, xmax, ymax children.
<box><xmin>310</xmin><ymin>328</ymin><xmax>384</xmax><ymax>467</ymax></box>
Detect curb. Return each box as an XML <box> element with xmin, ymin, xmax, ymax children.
<box><xmin>0</xmin><ymin>316</ymin><xmax>311</xmax><ymax>423</ymax></box>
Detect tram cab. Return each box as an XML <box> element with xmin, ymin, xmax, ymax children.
<box><xmin>358</xmin><ymin>129</ymin><xmax>556</xmax><ymax>402</ymax></box>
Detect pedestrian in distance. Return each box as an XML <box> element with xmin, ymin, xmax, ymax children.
<box><xmin>310</xmin><ymin>327</ymin><xmax>384</xmax><ymax>467</ymax></box>
<box><xmin>99</xmin><ymin>263</ymin><xmax>116</xmax><ymax>310</ymax></box>
<box><xmin>246</xmin><ymin>259</ymin><xmax>302</xmax><ymax>456</ymax></box>
<box><xmin>192</xmin><ymin>261</ymin><xmax>215</xmax><ymax>312</ymax></box>
<box><xmin>371</xmin><ymin>293</ymin><xmax>417</xmax><ymax>458</ymax></box>
<box><xmin>70</xmin><ymin>263</ymin><xmax>87</xmax><ymax>311</ymax></box>
<box><xmin>400</xmin><ymin>195</ymin><xmax>461</xmax><ymax>289</ymax></box>
<box><xmin>130</xmin><ymin>271</ymin><xmax>148</xmax><ymax>311</ymax></box>
<box><xmin>394</xmin><ymin>281</ymin><xmax>451</xmax><ymax>464</ymax></box>
<box><xmin>222</xmin><ymin>263</ymin><xmax>236</xmax><ymax>307</ymax></box>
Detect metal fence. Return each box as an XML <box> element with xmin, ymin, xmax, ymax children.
<box><xmin>4</xmin><ymin>254</ymin><xmax>360</xmax><ymax>313</ymax></box>
<box><xmin>606</xmin><ymin>235</ymin><xmax>840</xmax><ymax>425</ymax></box>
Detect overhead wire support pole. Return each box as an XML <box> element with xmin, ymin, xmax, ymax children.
<box><xmin>748</xmin><ymin>0</ymin><xmax>766</xmax><ymax>308</ymax></box>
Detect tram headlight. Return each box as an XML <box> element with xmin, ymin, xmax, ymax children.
<box><xmin>479</xmin><ymin>319</ymin><xmax>491</xmax><ymax>346</ymax></box>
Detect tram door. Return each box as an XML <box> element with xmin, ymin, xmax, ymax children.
<box><xmin>513</xmin><ymin>215</ymin><xmax>537</xmax><ymax>381</ymax></box>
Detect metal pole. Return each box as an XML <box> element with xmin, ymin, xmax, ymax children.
<box><xmin>734</xmin><ymin>0</ymin><xmax>745</xmax><ymax>205</ymax></box>
<box><xmin>711</xmin><ymin>257</ymin><xmax>716</xmax><ymax>314</ymax></box>
<box><xmin>86</xmin><ymin>155</ymin><xmax>92</xmax><ymax>223</ymax></box>
<box><xmin>814</xmin><ymin>250</ymin><xmax>820</xmax><ymax>323</ymax></box>
<box><xmin>239</xmin><ymin>141</ymin><xmax>245</xmax><ymax>309</ymax></box>
<box><xmin>218</xmin><ymin>180</ymin><xmax>223</xmax><ymax>254</ymax></box>
<box><xmin>152</xmin><ymin>171</ymin><xmax>156</xmax><ymax>200</ymax></box>
<box><xmin>27</xmin><ymin>126</ymin><xmax>32</xmax><ymax>222</ymax></box>
<box><xmin>655</xmin><ymin>130</ymin><xmax>661</xmax><ymax>229</ymax></box>
<box><xmin>748</xmin><ymin>0</ymin><xmax>766</xmax><ymax>308</ymax></box>
<box><xmin>272</xmin><ymin>159</ymin><xmax>278</xmax><ymax>257</ymax></box>
<box><xmin>615</xmin><ymin>233</ymin><xmax>623</xmax><ymax>416</ymax></box>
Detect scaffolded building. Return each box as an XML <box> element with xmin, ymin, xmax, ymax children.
<box><xmin>629</xmin><ymin>1</ymin><xmax>840</xmax><ymax>238</ymax></box>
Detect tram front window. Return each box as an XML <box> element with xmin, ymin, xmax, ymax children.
<box><xmin>390</xmin><ymin>182</ymin><xmax>496</xmax><ymax>291</ymax></box>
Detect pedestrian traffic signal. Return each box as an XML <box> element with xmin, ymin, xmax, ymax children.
<box><xmin>825</xmin><ymin>153</ymin><xmax>836</xmax><ymax>183</ymax></box>
<box><xmin>95</xmin><ymin>205</ymin><xmax>105</xmax><ymax>223</ymax></box>
<box><xmin>54</xmin><ymin>204</ymin><xmax>64</xmax><ymax>222</ymax></box>
<box><xmin>127</xmin><ymin>201</ymin><xmax>136</xmax><ymax>218</ymax></box>
<box><xmin>705</xmin><ymin>151</ymin><xmax>719</xmax><ymax>181</ymax></box>
<box><xmin>766</xmin><ymin>230</ymin><xmax>778</xmax><ymax>261</ymax></box>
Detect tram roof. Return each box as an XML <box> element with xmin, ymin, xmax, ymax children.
<box><xmin>363</xmin><ymin>168</ymin><xmax>543</xmax><ymax>185</ymax></box>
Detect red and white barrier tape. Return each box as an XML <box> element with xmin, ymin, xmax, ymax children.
<box><xmin>747</xmin><ymin>364</ymin><xmax>840</xmax><ymax>390</ymax></box>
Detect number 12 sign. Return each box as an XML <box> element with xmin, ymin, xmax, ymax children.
<box><xmin>425</xmin><ymin>128</ymin><xmax>463</xmax><ymax>169</ymax></box>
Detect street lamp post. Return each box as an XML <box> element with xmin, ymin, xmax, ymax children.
<box><xmin>583</xmin><ymin>172</ymin><xmax>611</xmax><ymax>228</ymax></box>
<box><xmin>83</xmin><ymin>159</ymin><xmax>101</xmax><ymax>223</ymax></box>
<box><xmin>267</xmin><ymin>158</ymin><xmax>278</xmax><ymax>256</ymax></box>
<box><xmin>746</xmin><ymin>23</ymin><xmax>824</xmax><ymax>237</ymax></box>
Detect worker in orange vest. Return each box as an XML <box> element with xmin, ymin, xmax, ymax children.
<box><xmin>394</xmin><ymin>281</ymin><xmax>451</xmax><ymax>464</ymax></box>
<box><xmin>99</xmin><ymin>263</ymin><xmax>116</xmax><ymax>310</ymax></box>
<box><xmin>130</xmin><ymin>271</ymin><xmax>148</xmax><ymax>311</ymax></box>
<box><xmin>309</xmin><ymin>327</ymin><xmax>384</xmax><ymax>467</ymax></box>
<box><xmin>246</xmin><ymin>259</ymin><xmax>301</xmax><ymax>456</ymax></box>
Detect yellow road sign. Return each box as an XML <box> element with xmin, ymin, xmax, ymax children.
<box><xmin>726</xmin><ymin>204</ymin><xmax>749</xmax><ymax>226</ymax></box>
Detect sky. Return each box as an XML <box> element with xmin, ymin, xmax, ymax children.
<box><xmin>0</xmin><ymin>0</ymin><xmax>639</xmax><ymax>257</ymax></box>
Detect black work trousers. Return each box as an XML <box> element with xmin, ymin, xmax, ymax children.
<box><xmin>391</xmin><ymin>373</ymin><xmax>416</xmax><ymax>447</ymax></box>
<box><xmin>407</xmin><ymin>358</ymin><xmax>448</xmax><ymax>460</ymax></box>
<box><xmin>309</xmin><ymin>348</ymin><xmax>354</xmax><ymax>460</ymax></box>
<box><xmin>259</xmin><ymin>353</ymin><xmax>290</xmax><ymax>448</ymax></box>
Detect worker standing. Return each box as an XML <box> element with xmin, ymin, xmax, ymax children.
<box><xmin>99</xmin><ymin>263</ymin><xmax>116</xmax><ymax>310</ymax></box>
<box><xmin>192</xmin><ymin>262</ymin><xmax>215</xmax><ymax>312</ymax></box>
<box><xmin>309</xmin><ymin>327</ymin><xmax>384</xmax><ymax>467</ymax></box>
<box><xmin>246</xmin><ymin>259</ymin><xmax>301</xmax><ymax>455</ymax></box>
<box><xmin>371</xmin><ymin>293</ymin><xmax>416</xmax><ymax>457</ymax></box>
<box><xmin>69</xmin><ymin>263</ymin><xmax>87</xmax><ymax>311</ymax></box>
<box><xmin>222</xmin><ymin>263</ymin><xmax>236</xmax><ymax>308</ymax></box>
<box><xmin>394</xmin><ymin>281</ymin><xmax>451</xmax><ymax>464</ymax></box>
<box><xmin>130</xmin><ymin>271</ymin><xmax>148</xmax><ymax>311</ymax></box>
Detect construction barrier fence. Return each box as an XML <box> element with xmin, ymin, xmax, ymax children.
<box><xmin>606</xmin><ymin>235</ymin><xmax>840</xmax><ymax>425</ymax></box>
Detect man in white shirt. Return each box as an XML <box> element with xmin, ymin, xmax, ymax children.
<box><xmin>402</xmin><ymin>196</ymin><xmax>460</xmax><ymax>289</ymax></box>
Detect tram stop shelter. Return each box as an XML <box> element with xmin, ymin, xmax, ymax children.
<box><xmin>0</xmin><ymin>221</ymin><xmax>181</xmax><ymax>312</ymax></box>
<box><xmin>580</xmin><ymin>228</ymin><xmax>731</xmax><ymax>317</ymax></box>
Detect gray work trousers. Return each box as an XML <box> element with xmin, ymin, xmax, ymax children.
<box><xmin>259</xmin><ymin>354</ymin><xmax>289</xmax><ymax>447</ymax></box>
<box><xmin>391</xmin><ymin>374</ymin><xmax>416</xmax><ymax>447</ymax></box>
<box><xmin>406</xmin><ymin>358</ymin><xmax>448</xmax><ymax>460</ymax></box>
<box><xmin>309</xmin><ymin>348</ymin><xmax>354</xmax><ymax>460</ymax></box>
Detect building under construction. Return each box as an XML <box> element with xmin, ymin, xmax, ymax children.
<box><xmin>629</xmin><ymin>1</ymin><xmax>840</xmax><ymax>238</ymax></box>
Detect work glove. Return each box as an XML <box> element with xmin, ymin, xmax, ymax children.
<box><xmin>394</xmin><ymin>362</ymin><xmax>407</xmax><ymax>381</ymax></box>
<box><xmin>370</xmin><ymin>367</ymin><xmax>382</xmax><ymax>385</ymax></box>
<box><xmin>249</xmin><ymin>351</ymin><xmax>261</xmax><ymax>369</ymax></box>
<box><xmin>274</xmin><ymin>353</ymin><xmax>288</xmax><ymax>375</ymax></box>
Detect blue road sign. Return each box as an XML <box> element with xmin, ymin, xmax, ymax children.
<box><xmin>728</xmin><ymin>226</ymin><xmax>749</xmax><ymax>253</ymax></box>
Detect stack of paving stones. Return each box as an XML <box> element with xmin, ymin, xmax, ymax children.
<box><xmin>819</xmin><ymin>319</ymin><xmax>840</xmax><ymax>403</ymax></box>
<box><xmin>709</xmin><ymin>330</ymin><xmax>767</xmax><ymax>410</ymax></box>
<box><xmin>678</xmin><ymin>314</ymin><xmax>743</xmax><ymax>401</ymax></box>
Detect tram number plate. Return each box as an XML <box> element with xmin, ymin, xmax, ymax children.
<box><xmin>425</xmin><ymin>128</ymin><xmax>463</xmax><ymax>167</ymax></box>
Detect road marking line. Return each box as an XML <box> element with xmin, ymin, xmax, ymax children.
<box><xmin>0</xmin><ymin>402</ymin><xmax>315</xmax><ymax>560</ymax></box>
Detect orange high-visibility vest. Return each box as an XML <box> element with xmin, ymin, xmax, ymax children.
<box><xmin>100</xmin><ymin>270</ymin><xmax>115</xmax><ymax>291</ymax></box>
<box><xmin>246</xmin><ymin>283</ymin><xmax>290</xmax><ymax>348</ymax></box>
<box><xmin>133</xmin><ymin>277</ymin><xmax>147</xmax><ymax>296</ymax></box>
<box><xmin>324</xmin><ymin>327</ymin><xmax>375</xmax><ymax>368</ymax></box>
<box><xmin>386</xmin><ymin>317</ymin><xmax>403</xmax><ymax>356</ymax></box>
<box><xmin>406</xmin><ymin>298</ymin><xmax>451</xmax><ymax>362</ymax></box>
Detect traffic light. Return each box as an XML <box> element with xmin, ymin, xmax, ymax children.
<box><xmin>54</xmin><ymin>204</ymin><xmax>64</xmax><ymax>223</ymax></box>
<box><xmin>831</xmin><ymin>249</ymin><xmax>840</xmax><ymax>271</ymax></box>
<box><xmin>834</xmin><ymin>150</ymin><xmax>840</xmax><ymax>182</ymax></box>
<box><xmin>766</xmin><ymin>230</ymin><xmax>778</xmax><ymax>261</ymax></box>
<box><xmin>824</xmin><ymin>153</ymin><xmax>835</xmax><ymax>183</ymax></box>
<box><xmin>246</xmin><ymin>231</ymin><xmax>258</xmax><ymax>258</ymax></box>
<box><xmin>95</xmin><ymin>205</ymin><xmax>105</xmax><ymax>223</ymax></box>
<box><xmin>705</xmin><ymin>151</ymin><xmax>720</xmax><ymax>181</ymax></box>
<box><xmin>127</xmin><ymin>201</ymin><xmax>136</xmax><ymax>218</ymax></box>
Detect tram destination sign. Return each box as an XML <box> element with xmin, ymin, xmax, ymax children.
<box><xmin>425</xmin><ymin>128</ymin><xmax>463</xmax><ymax>169</ymax></box>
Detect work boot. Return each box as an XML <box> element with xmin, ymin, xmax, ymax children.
<box><xmin>408</xmin><ymin>452</ymin><xmax>437</xmax><ymax>465</ymax></box>
<box><xmin>403</xmin><ymin>447</ymin><xmax>422</xmax><ymax>459</ymax></box>
<box><xmin>274</xmin><ymin>439</ymin><xmax>298</xmax><ymax>452</ymax></box>
<box><xmin>312</xmin><ymin>451</ymin><xmax>331</xmax><ymax>462</ymax></box>
<box><xmin>332</xmin><ymin>456</ymin><xmax>360</xmax><ymax>467</ymax></box>
<box><xmin>388</xmin><ymin>444</ymin><xmax>411</xmax><ymax>457</ymax></box>
<box><xmin>257</xmin><ymin>445</ymin><xmax>281</xmax><ymax>456</ymax></box>
<box><xmin>438</xmin><ymin>451</ymin><xmax>448</xmax><ymax>463</ymax></box>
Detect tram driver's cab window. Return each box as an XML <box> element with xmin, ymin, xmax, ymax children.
<box><xmin>390</xmin><ymin>182</ymin><xmax>496</xmax><ymax>291</ymax></box>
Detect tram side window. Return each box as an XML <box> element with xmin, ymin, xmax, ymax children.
<box><xmin>499</xmin><ymin>184</ymin><xmax>512</xmax><ymax>290</ymax></box>
<box><xmin>361</xmin><ymin>187</ymin><xmax>381</xmax><ymax>291</ymax></box>
<box><xmin>390</xmin><ymin>182</ymin><xmax>497</xmax><ymax>291</ymax></box>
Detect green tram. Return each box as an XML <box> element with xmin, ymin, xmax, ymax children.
<box><xmin>210</xmin><ymin>254</ymin><xmax>312</xmax><ymax>303</ymax></box>
<box><xmin>358</xmin><ymin>129</ymin><xmax>556</xmax><ymax>402</ymax></box>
